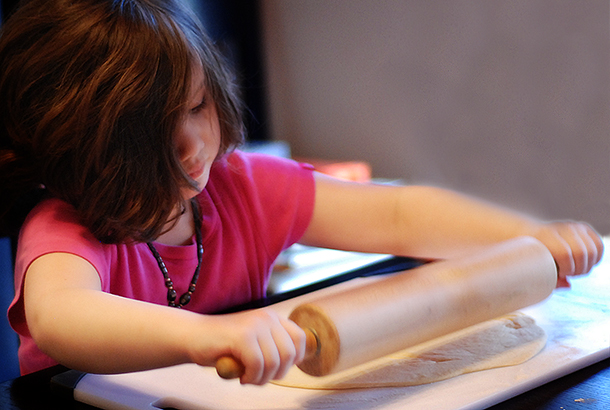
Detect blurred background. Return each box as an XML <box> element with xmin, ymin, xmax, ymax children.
<box><xmin>199</xmin><ymin>0</ymin><xmax>609</xmax><ymax>234</ymax></box>
<box><xmin>259</xmin><ymin>1</ymin><xmax>609</xmax><ymax>235</ymax></box>
<box><xmin>1</xmin><ymin>0</ymin><xmax>608</xmax><ymax>381</ymax></box>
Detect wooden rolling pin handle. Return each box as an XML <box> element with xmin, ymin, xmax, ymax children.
<box><xmin>215</xmin><ymin>328</ymin><xmax>320</xmax><ymax>379</ymax></box>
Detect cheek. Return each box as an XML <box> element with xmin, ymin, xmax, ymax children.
<box><xmin>174</xmin><ymin>106</ymin><xmax>222</xmax><ymax>161</ymax></box>
<box><xmin>173</xmin><ymin>135</ymin><xmax>188</xmax><ymax>161</ymax></box>
<box><xmin>207</xmin><ymin>108</ymin><xmax>222</xmax><ymax>150</ymax></box>
<box><xmin>173</xmin><ymin>121</ymin><xmax>195</xmax><ymax>160</ymax></box>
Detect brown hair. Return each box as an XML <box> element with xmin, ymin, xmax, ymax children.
<box><xmin>0</xmin><ymin>0</ymin><xmax>244</xmax><ymax>243</ymax></box>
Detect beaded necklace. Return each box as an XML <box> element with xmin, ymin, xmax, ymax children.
<box><xmin>147</xmin><ymin>198</ymin><xmax>204</xmax><ymax>308</ymax></box>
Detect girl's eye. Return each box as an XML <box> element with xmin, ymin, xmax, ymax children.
<box><xmin>191</xmin><ymin>96</ymin><xmax>207</xmax><ymax>114</ymax></box>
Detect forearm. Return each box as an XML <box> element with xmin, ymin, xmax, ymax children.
<box><xmin>390</xmin><ymin>185</ymin><xmax>539</xmax><ymax>258</ymax></box>
<box><xmin>24</xmin><ymin>253</ymin><xmax>223</xmax><ymax>374</ymax></box>
<box><xmin>304</xmin><ymin>174</ymin><xmax>603</xmax><ymax>281</ymax></box>
<box><xmin>303</xmin><ymin>175</ymin><xmax>539</xmax><ymax>259</ymax></box>
<box><xmin>27</xmin><ymin>287</ymin><xmax>212</xmax><ymax>374</ymax></box>
<box><xmin>385</xmin><ymin>186</ymin><xmax>603</xmax><ymax>280</ymax></box>
<box><xmin>24</xmin><ymin>253</ymin><xmax>306</xmax><ymax>384</ymax></box>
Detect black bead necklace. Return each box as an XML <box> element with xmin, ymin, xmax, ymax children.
<box><xmin>147</xmin><ymin>198</ymin><xmax>204</xmax><ymax>308</ymax></box>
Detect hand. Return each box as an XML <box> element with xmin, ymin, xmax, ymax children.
<box><xmin>530</xmin><ymin>222</ymin><xmax>604</xmax><ymax>288</ymax></box>
<box><xmin>203</xmin><ymin>309</ymin><xmax>306</xmax><ymax>385</ymax></box>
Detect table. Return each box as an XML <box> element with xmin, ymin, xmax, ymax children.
<box><xmin>2</xmin><ymin>249</ymin><xmax>609</xmax><ymax>409</ymax></box>
<box><xmin>0</xmin><ymin>359</ymin><xmax>608</xmax><ymax>410</ymax></box>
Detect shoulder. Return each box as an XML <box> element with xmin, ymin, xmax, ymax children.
<box><xmin>17</xmin><ymin>197</ymin><xmax>108</xmax><ymax>277</ymax></box>
<box><xmin>20</xmin><ymin>197</ymin><xmax>80</xmax><ymax>241</ymax></box>
<box><xmin>21</xmin><ymin>197</ymin><xmax>95</xmax><ymax>243</ymax></box>
<box><xmin>211</xmin><ymin>150</ymin><xmax>316</xmax><ymax>187</ymax></box>
<box><xmin>204</xmin><ymin>150</ymin><xmax>316</xmax><ymax>251</ymax></box>
<box><xmin>25</xmin><ymin>197</ymin><xmax>79</xmax><ymax>224</ymax></box>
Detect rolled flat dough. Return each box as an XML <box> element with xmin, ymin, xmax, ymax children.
<box><xmin>273</xmin><ymin>312</ymin><xmax>546</xmax><ymax>389</ymax></box>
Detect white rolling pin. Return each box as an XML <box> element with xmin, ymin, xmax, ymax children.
<box><xmin>217</xmin><ymin>236</ymin><xmax>557</xmax><ymax>378</ymax></box>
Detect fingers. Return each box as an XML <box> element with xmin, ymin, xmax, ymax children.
<box><xmin>266</xmin><ymin>317</ymin><xmax>306</xmax><ymax>381</ymax></box>
<box><xmin>229</xmin><ymin>310</ymin><xmax>306</xmax><ymax>386</ymax></box>
<box><xmin>533</xmin><ymin>222</ymin><xmax>604</xmax><ymax>286</ymax></box>
<box><xmin>558</xmin><ymin>223</ymin><xmax>602</xmax><ymax>277</ymax></box>
<box><xmin>276</xmin><ymin>317</ymin><xmax>307</xmax><ymax>378</ymax></box>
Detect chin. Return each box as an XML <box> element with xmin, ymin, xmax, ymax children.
<box><xmin>183</xmin><ymin>175</ymin><xmax>209</xmax><ymax>199</ymax></box>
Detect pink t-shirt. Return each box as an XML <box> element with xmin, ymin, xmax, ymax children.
<box><xmin>8</xmin><ymin>151</ymin><xmax>315</xmax><ymax>375</ymax></box>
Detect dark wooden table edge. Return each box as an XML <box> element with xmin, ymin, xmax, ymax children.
<box><xmin>1</xmin><ymin>356</ymin><xmax>608</xmax><ymax>409</ymax></box>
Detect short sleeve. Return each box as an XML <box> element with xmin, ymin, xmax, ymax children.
<box><xmin>225</xmin><ymin>151</ymin><xmax>316</xmax><ymax>257</ymax></box>
<box><xmin>8</xmin><ymin>198</ymin><xmax>109</xmax><ymax>337</ymax></box>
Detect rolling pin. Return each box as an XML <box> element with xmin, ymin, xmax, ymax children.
<box><xmin>216</xmin><ymin>236</ymin><xmax>557</xmax><ymax>378</ymax></box>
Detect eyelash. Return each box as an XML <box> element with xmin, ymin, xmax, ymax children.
<box><xmin>191</xmin><ymin>96</ymin><xmax>208</xmax><ymax>114</ymax></box>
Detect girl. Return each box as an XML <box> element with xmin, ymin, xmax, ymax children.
<box><xmin>0</xmin><ymin>0</ymin><xmax>603</xmax><ymax>386</ymax></box>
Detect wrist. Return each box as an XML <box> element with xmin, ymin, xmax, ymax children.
<box><xmin>182</xmin><ymin>314</ymin><xmax>228</xmax><ymax>368</ymax></box>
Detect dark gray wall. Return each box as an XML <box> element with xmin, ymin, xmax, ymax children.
<box><xmin>261</xmin><ymin>0</ymin><xmax>610</xmax><ymax>233</ymax></box>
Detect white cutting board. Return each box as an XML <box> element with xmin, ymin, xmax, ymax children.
<box><xmin>74</xmin><ymin>242</ymin><xmax>610</xmax><ymax>410</ymax></box>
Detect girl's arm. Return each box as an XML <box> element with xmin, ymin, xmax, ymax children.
<box><xmin>24</xmin><ymin>252</ymin><xmax>305</xmax><ymax>385</ymax></box>
<box><xmin>300</xmin><ymin>172</ymin><xmax>603</xmax><ymax>286</ymax></box>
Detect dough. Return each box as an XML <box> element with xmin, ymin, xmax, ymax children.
<box><xmin>273</xmin><ymin>312</ymin><xmax>546</xmax><ymax>389</ymax></box>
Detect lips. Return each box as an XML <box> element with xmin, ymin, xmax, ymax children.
<box><xmin>188</xmin><ymin>164</ymin><xmax>205</xmax><ymax>180</ymax></box>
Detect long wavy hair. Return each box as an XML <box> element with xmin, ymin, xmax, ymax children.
<box><xmin>0</xmin><ymin>0</ymin><xmax>244</xmax><ymax>243</ymax></box>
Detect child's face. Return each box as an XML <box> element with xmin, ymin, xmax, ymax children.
<box><xmin>175</xmin><ymin>65</ymin><xmax>221</xmax><ymax>199</ymax></box>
